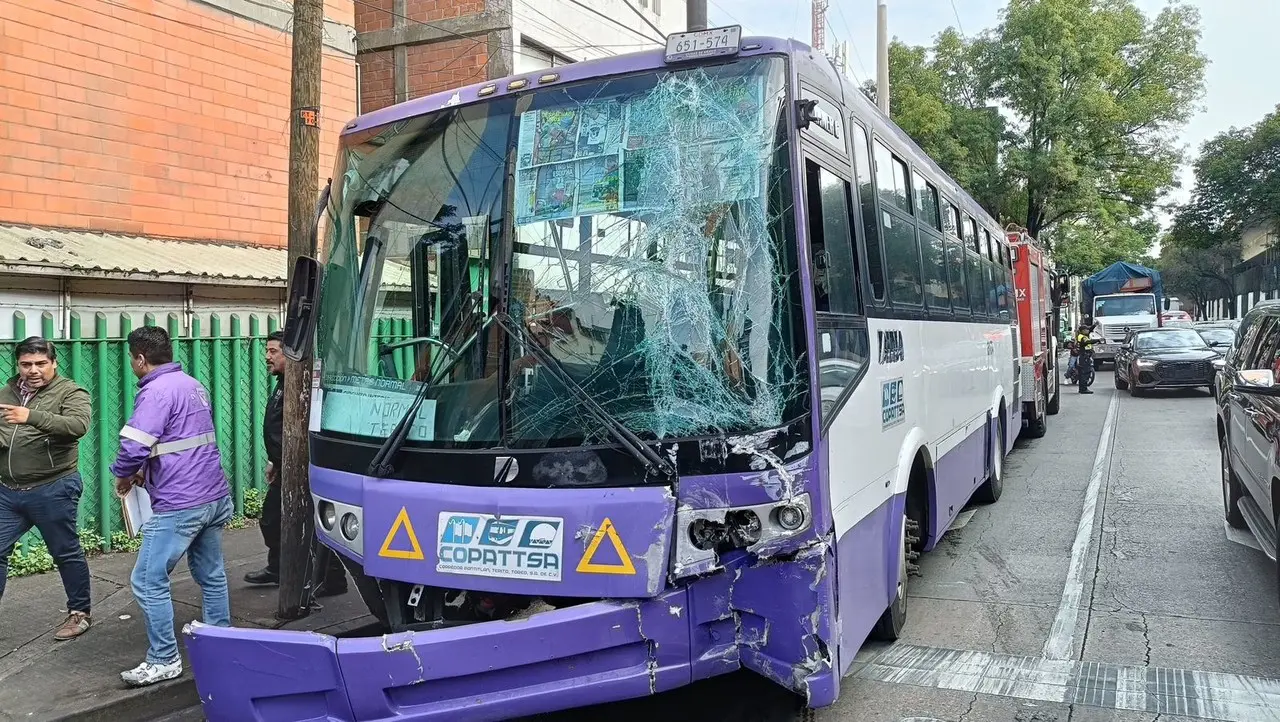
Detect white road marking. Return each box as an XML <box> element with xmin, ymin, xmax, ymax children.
<box><xmin>856</xmin><ymin>644</ymin><xmax>1280</xmax><ymax>721</ymax></box>
<box><xmin>1224</xmin><ymin>520</ymin><xmax>1264</xmax><ymax>552</ymax></box>
<box><xmin>1043</xmin><ymin>391</ymin><xmax>1119</xmax><ymax>661</ymax></box>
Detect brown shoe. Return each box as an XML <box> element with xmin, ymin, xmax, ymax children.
<box><xmin>53</xmin><ymin>611</ymin><xmax>90</xmax><ymax>641</ymax></box>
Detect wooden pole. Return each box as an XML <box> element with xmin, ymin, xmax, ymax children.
<box><xmin>278</xmin><ymin>0</ymin><xmax>324</xmax><ymax>621</ymax></box>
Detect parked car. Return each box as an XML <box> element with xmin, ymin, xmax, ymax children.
<box><xmin>1216</xmin><ymin>302</ymin><xmax>1280</xmax><ymax>592</ymax></box>
<box><xmin>1114</xmin><ymin>327</ymin><xmax>1225</xmax><ymax>395</ymax></box>
<box><xmin>1195</xmin><ymin>323</ymin><xmax>1236</xmax><ymax>351</ymax></box>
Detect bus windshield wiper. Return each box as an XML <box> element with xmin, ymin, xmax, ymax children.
<box><xmin>367</xmin><ymin>293</ymin><xmax>487</xmax><ymax>477</ymax></box>
<box><xmin>491</xmin><ymin>312</ymin><xmax>676</xmax><ymax>479</ymax></box>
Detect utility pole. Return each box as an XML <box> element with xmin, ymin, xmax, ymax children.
<box><xmin>687</xmin><ymin>0</ymin><xmax>707</xmax><ymax>31</ymax></box>
<box><xmin>876</xmin><ymin>0</ymin><xmax>889</xmax><ymax>114</ymax></box>
<box><xmin>278</xmin><ymin>0</ymin><xmax>324</xmax><ymax>621</ymax></box>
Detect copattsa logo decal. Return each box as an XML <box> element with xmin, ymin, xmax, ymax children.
<box><xmin>881</xmin><ymin>378</ymin><xmax>906</xmax><ymax>430</ymax></box>
<box><xmin>436</xmin><ymin>512</ymin><xmax>564</xmax><ymax>581</ymax></box>
<box><xmin>878</xmin><ymin>329</ymin><xmax>905</xmax><ymax>364</ymax></box>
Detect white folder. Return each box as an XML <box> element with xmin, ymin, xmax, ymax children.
<box><xmin>120</xmin><ymin>485</ymin><xmax>154</xmax><ymax>537</ymax></box>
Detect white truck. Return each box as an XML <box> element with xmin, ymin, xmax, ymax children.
<box><xmin>1082</xmin><ymin>262</ymin><xmax>1164</xmax><ymax>367</ymax></box>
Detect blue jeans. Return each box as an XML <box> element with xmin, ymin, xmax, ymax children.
<box><xmin>0</xmin><ymin>473</ymin><xmax>91</xmax><ymax>613</ymax></box>
<box><xmin>131</xmin><ymin>495</ymin><xmax>233</xmax><ymax>664</ymax></box>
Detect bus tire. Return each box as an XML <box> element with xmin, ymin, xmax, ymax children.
<box><xmin>974</xmin><ymin>414</ymin><xmax>1004</xmax><ymax>504</ymax></box>
<box><xmin>871</xmin><ymin>514</ymin><xmax>914</xmax><ymax>641</ymax></box>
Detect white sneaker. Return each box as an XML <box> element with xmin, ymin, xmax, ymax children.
<box><xmin>120</xmin><ymin>658</ymin><xmax>183</xmax><ymax>687</ymax></box>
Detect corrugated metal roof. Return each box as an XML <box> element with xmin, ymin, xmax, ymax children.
<box><xmin>0</xmin><ymin>224</ymin><xmax>288</xmax><ymax>286</ymax></box>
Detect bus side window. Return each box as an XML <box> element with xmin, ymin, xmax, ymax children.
<box><xmin>982</xmin><ymin>229</ymin><xmax>999</xmax><ymax>316</ymax></box>
<box><xmin>965</xmin><ymin>216</ymin><xmax>985</xmax><ymax>317</ymax></box>
<box><xmin>804</xmin><ymin>160</ymin><xmax>861</xmax><ymax>315</ymax></box>
<box><xmin>873</xmin><ymin>140</ymin><xmax>922</xmax><ymax>307</ymax></box>
<box><xmin>914</xmin><ymin>172</ymin><xmax>948</xmax><ymax>312</ymax></box>
<box><xmin>943</xmin><ymin>201</ymin><xmax>968</xmax><ymax>312</ymax></box>
<box><xmin>851</xmin><ymin>122</ymin><xmax>886</xmax><ymax>303</ymax></box>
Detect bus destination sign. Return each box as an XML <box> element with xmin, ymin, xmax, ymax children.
<box><xmin>665</xmin><ymin>25</ymin><xmax>742</xmax><ymax>63</ymax></box>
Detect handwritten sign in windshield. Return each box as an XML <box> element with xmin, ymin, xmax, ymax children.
<box><xmin>320</xmin><ymin>374</ymin><xmax>437</xmax><ymax>442</ymax></box>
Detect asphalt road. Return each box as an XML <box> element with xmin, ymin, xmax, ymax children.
<box><xmin>540</xmin><ymin>372</ymin><xmax>1280</xmax><ymax>722</ymax></box>
<box><xmin>161</xmin><ymin>372</ymin><xmax>1280</xmax><ymax>722</ymax></box>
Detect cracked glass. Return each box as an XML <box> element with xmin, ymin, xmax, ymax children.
<box><xmin>314</xmin><ymin>56</ymin><xmax>805</xmax><ymax>450</ymax></box>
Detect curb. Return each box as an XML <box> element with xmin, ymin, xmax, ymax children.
<box><xmin>48</xmin><ymin>676</ymin><xmax>201</xmax><ymax>722</ymax></box>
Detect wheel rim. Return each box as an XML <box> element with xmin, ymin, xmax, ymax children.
<box><xmin>895</xmin><ymin>514</ymin><xmax>907</xmax><ymax>601</ymax></box>
<box><xmin>993</xmin><ymin>424</ymin><xmax>1003</xmax><ymax>481</ymax></box>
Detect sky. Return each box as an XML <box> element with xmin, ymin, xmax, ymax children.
<box><xmin>708</xmin><ymin>0</ymin><xmax>1280</xmax><ymax>221</ymax></box>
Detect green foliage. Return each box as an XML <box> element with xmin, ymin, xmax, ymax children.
<box><xmin>227</xmin><ymin>515</ymin><xmax>250</xmax><ymax>530</ymax></box>
<box><xmin>7</xmin><ymin>544</ymin><xmax>54</xmax><ymax>578</ymax></box>
<box><xmin>1158</xmin><ymin>241</ymin><xmax>1240</xmax><ymax>313</ymax></box>
<box><xmin>875</xmin><ymin>0</ymin><xmax>1207</xmax><ymax>272</ymax></box>
<box><xmin>110</xmin><ymin>531</ymin><xmax>142</xmax><ymax>553</ymax></box>
<box><xmin>1159</xmin><ymin>106</ymin><xmax>1279</xmax><ymax>309</ymax></box>
<box><xmin>1168</xmin><ymin>106</ymin><xmax>1280</xmax><ymax>249</ymax></box>
<box><xmin>243</xmin><ymin>487</ymin><xmax>265</xmax><ymax>519</ymax></box>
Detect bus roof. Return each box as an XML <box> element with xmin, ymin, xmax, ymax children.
<box><xmin>339</xmin><ymin>32</ymin><xmax>1000</xmax><ymax>237</ymax></box>
<box><xmin>341</xmin><ymin>35</ymin><xmax>807</xmax><ymax>137</ymax></box>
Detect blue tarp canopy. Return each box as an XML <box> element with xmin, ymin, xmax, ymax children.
<box><xmin>1082</xmin><ymin>261</ymin><xmax>1164</xmax><ymax>306</ymax></box>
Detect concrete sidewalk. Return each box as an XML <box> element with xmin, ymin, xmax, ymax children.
<box><xmin>0</xmin><ymin>526</ymin><xmax>375</xmax><ymax>722</ymax></box>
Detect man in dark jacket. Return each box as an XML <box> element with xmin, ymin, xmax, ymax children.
<box><xmin>0</xmin><ymin>337</ymin><xmax>93</xmax><ymax>641</ymax></box>
<box><xmin>245</xmin><ymin>332</ymin><xmax>346</xmax><ymax>596</ymax></box>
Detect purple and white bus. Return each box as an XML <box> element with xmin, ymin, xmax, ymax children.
<box><xmin>186</xmin><ymin>27</ymin><xmax>1021</xmax><ymax>721</ymax></box>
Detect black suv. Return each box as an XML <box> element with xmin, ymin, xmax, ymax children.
<box><xmin>1217</xmin><ymin>302</ymin><xmax>1280</xmax><ymax>596</ymax></box>
<box><xmin>1114</xmin><ymin>327</ymin><xmax>1223</xmax><ymax>396</ymax></box>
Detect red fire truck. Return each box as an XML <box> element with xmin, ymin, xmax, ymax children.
<box><xmin>1008</xmin><ymin>227</ymin><xmax>1062</xmax><ymax>438</ymax></box>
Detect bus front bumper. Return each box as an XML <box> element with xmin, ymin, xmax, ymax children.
<box><xmin>182</xmin><ymin>547</ymin><xmax>837</xmax><ymax>721</ymax></box>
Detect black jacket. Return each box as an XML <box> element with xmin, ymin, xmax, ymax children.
<box><xmin>264</xmin><ymin>377</ymin><xmax>283</xmax><ymax>467</ymax></box>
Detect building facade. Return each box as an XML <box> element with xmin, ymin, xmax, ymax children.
<box><xmin>354</xmin><ymin>0</ymin><xmax>688</xmax><ymax>115</ymax></box>
<box><xmin>1</xmin><ymin>0</ymin><xmax>358</xmax><ymax>334</ymax></box>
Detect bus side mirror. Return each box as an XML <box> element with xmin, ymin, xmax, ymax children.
<box><xmin>283</xmin><ymin>255</ymin><xmax>323</xmax><ymax>362</ymax></box>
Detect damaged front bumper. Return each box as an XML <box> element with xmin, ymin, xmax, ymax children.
<box><xmin>183</xmin><ymin>544</ymin><xmax>838</xmax><ymax>721</ymax></box>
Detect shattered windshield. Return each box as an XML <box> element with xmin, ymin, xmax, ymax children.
<box><xmin>314</xmin><ymin>56</ymin><xmax>804</xmax><ymax>449</ymax></box>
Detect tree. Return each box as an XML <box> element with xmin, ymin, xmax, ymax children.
<box><xmin>1159</xmin><ymin>241</ymin><xmax>1240</xmax><ymax>318</ymax></box>
<box><xmin>875</xmin><ymin>0</ymin><xmax>1206</xmax><ymax>270</ymax></box>
<box><xmin>1045</xmin><ymin>202</ymin><xmax>1158</xmax><ymax>275</ymax></box>
<box><xmin>1172</xmin><ymin>106</ymin><xmax>1280</xmax><ymax>246</ymax></box>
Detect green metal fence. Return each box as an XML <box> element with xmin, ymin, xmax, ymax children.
<box><xmin>1</xmin><ymin>310</ymin><xmax>280</xmax><ymax>554</ymax></box>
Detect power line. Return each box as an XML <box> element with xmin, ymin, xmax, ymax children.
<box><xmin>830</xmin><ymin>1</ymin><xmax>870</xmax><ymax>83</ymax></box>
<box><xmin>950</xmin><ymin>0</ymin><xmax>966</xmax><ymax>36</ymax></box>
<box><xmin>620</xmin><ymin>0</ymin><xmax>667</xmax><ymax>41</ymax></box>
<box><xmin>563</xmin><ymin>0</ymin><xmax>666</xmax><ymax>45</ymax></box>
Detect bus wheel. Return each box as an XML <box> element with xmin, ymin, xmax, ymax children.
<box><xmin>974</xmin><ymin>415</ymin><xmax>1004</xmax><ymax>504</ymax></box>
<box><xmin>871</xmin><ymin>514</ymin><xmax>916</xmax><ymax>640</ymax></box>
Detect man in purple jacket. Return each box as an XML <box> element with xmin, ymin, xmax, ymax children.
<box><xmin>111</xmin><ymin>327</ymin><xmax>233</xmax><ymax>687</ymax></box>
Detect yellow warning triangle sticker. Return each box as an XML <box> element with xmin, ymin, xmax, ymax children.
<box><xmin>378</xmin><ymin>507</ymin><xmax>424</xmax><ymax>560</ymax></box>
<box><xmin>576</xmin><ymin>517</ymin><xmax>636</xmax><ymax>575</ymax></box>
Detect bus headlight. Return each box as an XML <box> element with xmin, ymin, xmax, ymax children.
<box><xmin>318</xmin><ymin>501</ymin><xmax>337</xmax><ymax>531</ymax></box>
<box><xmin>774</xmin><ymin>503</ymin><xmax>806</xmax><ymax>531</ymax></box>
<box><xmin>675</xmin><ymin>494</ymin><xmax>814</xmax><ymax>578</ymax></box>
<box><xmin>313</xmin><ymin>493</ymin><xmax>363</xmax><ymax>557</ymax></box>
<box><xmin>340</xmin><ymin>513</ymin><xmax>360</xmax><ymax>541</ymax></box>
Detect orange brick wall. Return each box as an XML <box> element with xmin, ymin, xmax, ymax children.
<box><xmin>355</xmin><ymin>0</ymin><xmax>494</xmax><ymax>113</ymax></box>
<box><xmin>406</xmin><ymin>39</ymin><xmax>491</xmax><ymax>100</ymax></box>
<box><xmin>0</xmin><ymin>0</ymin><xmax>357</xmax><ymax>247</ymax></box>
